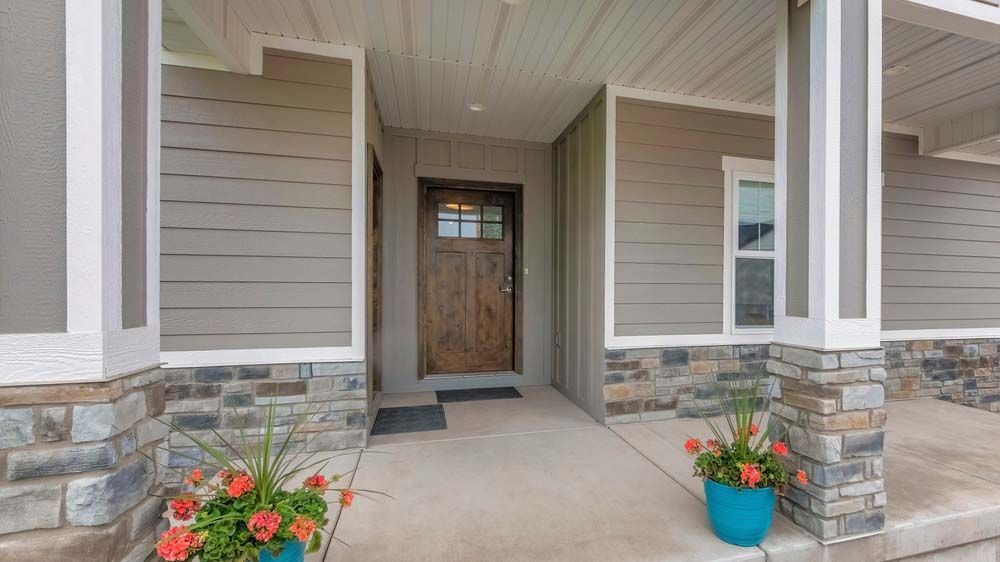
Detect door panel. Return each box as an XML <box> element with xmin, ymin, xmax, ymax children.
<box><xmin>422</xmin><ymin>186</ymin><xmax>515</xmax><ymax>375</ymax></box>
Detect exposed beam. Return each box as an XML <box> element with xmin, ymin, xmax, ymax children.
<box><xmin>884</xmin><ymin>0</ymin><xmax>1000</xmax><ymax>44</ymax></box>
<box><xmin>923</xmin><ymin>106</ymin><xmax>1000</xmax><ymax>155</ymax></box>
<box><xmin>165</xmin><ymin>0</ymin><xmax>256</xmax><ymax>74</ymax></box>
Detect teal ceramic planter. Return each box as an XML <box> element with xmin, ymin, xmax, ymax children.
<box><xmin>259</xmin><ymin>540</ymin><xmax>306</xmax><ymax>562</ymax></box>
<box><xmin>704</xmin><ymin>479</ymin><xmax>776</xmax><ymax>547</ymax></box>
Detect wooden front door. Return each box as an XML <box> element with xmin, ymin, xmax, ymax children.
<box><xmin>422</xmin><ymin>186</ymin><xmax>515</xmax><ymax>375</ymax></box>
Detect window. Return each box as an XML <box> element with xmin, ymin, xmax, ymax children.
<box><xmin>437</xmin><ymin>203</ymin><xmax>503</xmax><ymax>239</ymax></box>
<box><xmin>723</xmin><ymin>157</ymin><xmax>776</xmax><ymax>334</ymax></box>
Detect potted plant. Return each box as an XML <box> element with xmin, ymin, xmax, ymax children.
<box><xmin>152</xmin><ymin>404</ymin><xmax>384</xmax><ymax>562</ymax></box>
<box><xmin>684</xmin><ymin>376</ymin><xmax>807</xmax><ymax>547</ymax></box>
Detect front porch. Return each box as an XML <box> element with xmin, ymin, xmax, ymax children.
<box><xmin>322</xmin><ymin>388</ymin><xmax>1000</xmax><ymax>562</ymax></box>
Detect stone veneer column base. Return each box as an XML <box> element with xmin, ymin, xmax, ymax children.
<box><xmin>767</xmin><ymin>344</ymin><xmax>887</xmax><ymax>542</ymax></box>
<box><xmin>0</xmin><ymin>368</ymin><xmax>167</xmax><ymax>562</ymax></box>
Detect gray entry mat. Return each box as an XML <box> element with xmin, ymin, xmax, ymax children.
<box><xmin>435</xmin><ymin>386</ymin><xmax>523</xmax><ymax>403</ymax></box>
<box><xmin>370</xmin><ymin>404</ymin><xmax>447</xmax><ymax>435</ymax></box>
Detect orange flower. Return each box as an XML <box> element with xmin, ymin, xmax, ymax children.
<box><xmin>156</xmin><ymin>526</ymin><xmax>206</xmax><ymax>561</ymax></box>
<box><xmin>303</xmin><ymin>474</ymin><xmax>328</xmax><ymax>493</ymax></box>
<box><xmin>169</xmin><ymin>497</ymin><xmax>200</xmax><ymax>521</ymax></box>
<box><xmin>339</xmin><ymin>489</ymin><xmax>355</xmax><ymax>508</ymax></box>
<box><xmin>183</xmin><ymin>468</ymin><xmax>204</xmax><ymax>487</ymax></box>
<box><xmin>226</xmin><ymin>473</ymin><xmax>255</xmax><ymax>498</ymax></box>
<box><xmin>247</xmin><ymin>510</ymin><xmax>282</xmax><ymax>542</ymax></box>
<box><xmin>740</xmin><ymin>463</ymin><xmax>762</xmax><ymax>488</ymax></box>
<box><xmin>288</xmin><ymin>515</ymin><xmax>317</xmax><ymax>542</ymax></box>
<box><xmin>796</xmin><ymin>469</ymin><xmax>808</xmax><ymax>485</ymax></box>
<box><xmin>771</xmin><ymin>441</ymin><xmax>789</xmax><ymax>456</ymax></box>
<box><xmin>684</xmin><ymin>437</ymin><xmax>704</xmax><ymax>455</ymax></box>
<box><xmin>706</xmin><ymin>439</ymin><xmax>724</xmax><ymax>455</ymax></box>
<box><xmin>749</xmin><ymin>423</ymin><xmax>759</xmax><ymax>436</ymax></box>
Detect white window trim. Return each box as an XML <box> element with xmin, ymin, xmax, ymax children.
<box><xmin>724</xmin><ymin>157</ymin><xmax>776</xmax><ymax>337</ymax></box>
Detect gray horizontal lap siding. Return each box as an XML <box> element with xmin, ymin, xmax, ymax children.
<box><xmin>160</xmin><ymin>54</ymin><xmax>352</xmax><ymax>352</ymax></box>
<box><xmin>882</xmin><ymin>134</ymin><xmax>1000</xmax><ymax>331</ymax></box>
<box><xmin>614</xmin><ymin>100</ymin><xmax>774</xmax><ymax>337</ymax></box>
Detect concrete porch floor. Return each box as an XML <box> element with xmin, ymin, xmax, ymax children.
<box><xmin>319</xmin><ymin>388</ymin><xmax>1000</xmax><ymax>561</ymax></box>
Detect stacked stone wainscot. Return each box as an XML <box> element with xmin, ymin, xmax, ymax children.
<box><xmin>767</xmin><ymin>344</ymin><xmax>887</xmax><ymax>542</ymax></box>
<box><xmin>0</xmin><ymin>369</ymin><xmax>167</xmax><ymax>562</ymax></box>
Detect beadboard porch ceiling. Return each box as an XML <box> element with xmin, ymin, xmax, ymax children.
<box><xmin>165</xmin><ymin>0</ymin><xmax>1000</xmax><ymax>155</ymax></box>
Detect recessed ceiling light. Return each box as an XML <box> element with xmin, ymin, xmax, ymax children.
<box><xmin>884</xmin><ymin>64</ymin><xmax>910</xmax><ymax>76</ymax></box>
<box><xmin>468</xmin><ymin>103</ymin><xmax>486</xmax><ymax>112</ymax></box>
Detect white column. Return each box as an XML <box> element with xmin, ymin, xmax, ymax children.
<box><xmin>774</xmin><ymin>0</ymin><xmax>882</xmax><ymax>351</ymax></box>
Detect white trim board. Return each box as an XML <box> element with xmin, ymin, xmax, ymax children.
<box><xmin>882</xmin><ymin>329</ymin><xmax>1000</xmax><ymax>342</ymax></box>
<box><xmin>160</xmin><ymin>347</ymin><xmax>362</xmax><ymax>369</ymax></box>
<box><xmin>606</xmin><ymin>333</ymin><xmax>775</xmax><ymax>350</ymax></box>
<box><xmin>606</xmin><ymin>84</ymin><xmax>775</xmax><ymax>117</ymax></box>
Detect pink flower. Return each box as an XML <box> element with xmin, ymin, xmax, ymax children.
<box><xmin>226</xmin><ymin>473</ymin><xmax>255</xmax><ymax>498</ymax></box>
<box><xmin>303</xmin><ymin>474</ymin><xmax>328</xmax><ymax>492</ymax></box>
<box><xmin>771</xmin><ymin>441</ymin><xmax>789</xmax><ymax>456</ymax></box>
<box><xmin>749</xmin><ymin>423</ymin><xmax>759</xmax><ymax>436</ymax></box>
<box><xmin>289</xmin><ymin>515</ymin><xmax>317</xmax><ymax>542</ymax></box>
<box><xmin>684</xmin><ymin>438</ymin><xmax>704</xmax><ymax>455</ymax></box>
<box><xmin>339</xmin><ymin>489</ymin><xmax>355</xmax><ymax>508</ymax></box>
<box><xmin>740</xmin><ymin>463</ymin><xmax>762</xmax><ymax>489</ymax></box>
<box><xmin>156</xmin><ymin>526</ymin><xmax>205</xmax><ymax>561</ymax></box>
<box><xmin>247</xmin><ymin>510</ymin><xmax>282</xmax><ymax>542</ymax></box>
<box><xmin>796</xmin><ymin>470</ymin><xmax>808</xmax><ymax>485</ymax></box>
<box><xmin>183</xmin><ymin>468</ymin><xmax>204</xmax><ymax>487</ymax></box>
<box><xmin>169</xmin><ymin>497</ymin><xmax>200</xmax><ymax>521</ymax></box>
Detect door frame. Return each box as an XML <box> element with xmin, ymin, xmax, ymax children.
<box><xmin>417</xmin><ymin>177</ymin><xmax>524</xmax><ymax>379</ymax></box>
<box><xmin>366</xmin><ymin>145</ymin><xmax>383</xmax><ymax>420</ymax></box>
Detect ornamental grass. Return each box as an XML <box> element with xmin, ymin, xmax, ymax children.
<box><xmin>684</xmin><ymin>375</ymin><xmax>807</xmax><ymax>491</ymax></box>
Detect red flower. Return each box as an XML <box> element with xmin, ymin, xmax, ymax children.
<box><xmin>749</xmin><ymin>423</ymin><xmax>759</xmax><ymax>436</ymax></box>
<box><xmin>226</xmin><ymin>473</ymin><xmax>255</xmax><ymax>498</ymax></box>
<box><xmin>771</xmin><ymin>441</ymin><xmax>789</xmax><ymax>456</ymax></box>
<box><xmin>216</xmin><ymin>470</ymin><xmax>234</xmax><ymax>485</ymax></box>
<box><xmin>684</xmin><ymin>438</ymin><xmax>704</xmax><ymax>455</ymax></box>
<box><xmin>169</xmin><ymin>497</ymin><xmax>200</xmax><ymax>521</ymax></box>
<box><xmin>156</xmin><ymin>526</ymin><xmax>206</xmax><ymax>561</ymax></box>
<box><xmin>183</xmin><ymin>468</ymin><xmax>204</xmax><ymax>487</ymax></box>
<box><xmin>247</xmin><ymin>510</ymin><xmax>282</xmax><ymax>542</ymax></box>
<box><xmin>339</xmin><ymin>489</ymin><xmax>355</xmax><ymax>508</ymax></box>
<box><xmin>303</xmin><ymin>474</ymin><xmax>329</xmax><ymax>492</ymax></box>
<box><xmin>288</xmin><ymin>515</ymin><xmax>317</xmax><ymax>542</ymax></box>
<box><xmin>796</xmin><ymin>469</ymin><xmax>808</xmax><ymax>485</ymax></box>
<box><xmin>740</xmin><ymin>463</ymin><xmax>762</xmax><ymax>489</ymax></box>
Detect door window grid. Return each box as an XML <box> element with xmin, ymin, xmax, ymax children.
<box><xmin>437</xmin><ymin>203</ymin><xmax>503</xmax><ymax>239</ymax></box>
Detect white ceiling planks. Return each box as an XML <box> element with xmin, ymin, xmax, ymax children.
<box><xmin>166</xmin><ymin>1</ymin><xmax>1000</xmax><ymax>149</ymax></box>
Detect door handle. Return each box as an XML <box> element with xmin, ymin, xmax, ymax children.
<box><xmin>499</xmin><ymin>275</ymin><xmax>513</xmax><ymax>294</ymax></box>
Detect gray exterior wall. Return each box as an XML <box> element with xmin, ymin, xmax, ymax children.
<box><xmin>554</xmin><ymin>91</ymin><xmax>607</xmax><ymax>422</ymax></box>
<box><xmin>882</xmin><ymin>134</ymin><xmax>1000</xmax><ymax>331</ymax></box>
<box><xmin>122</xmin><ymin>0</ymin><xmax>148</xmax><ymax>329</ymax></box>
<box><xmin>379</xmin><ymin>128</ymin><xmax>553</xmax><ymax>393</ymax></box>
<box><xmin>614</xmin><ymin>98</ymin><xmax>774</xmax><ymax>336</ymax></box>
<box><xmin>0</xmin><ymin>0</ymin><xmax>67</xmax><ymax>333</ymax></box>
<box><xmin>160</xmin><ymin>53</ymin><xmax>353</xmax><ymax>352</ymax></box>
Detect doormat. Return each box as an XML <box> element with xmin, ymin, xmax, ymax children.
<box><xmin>435</xmin><ymin>386</ymin><xmax>523</xmax><ymax>403</ymax></box>
<box><xmin>370</xmin><ymin>404</ymin><xmax>447</xmax><ymax>436</ymax></box>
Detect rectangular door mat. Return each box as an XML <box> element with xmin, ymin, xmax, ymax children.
<box><xmin>435</xmin><ymin>386</ymin><xmax>523</xmax><ymax>403</ymax></box>
<box><xmin>371</xmin><ymin>404</ymin><xmax>447</xmax><ymax>436</ymax></box>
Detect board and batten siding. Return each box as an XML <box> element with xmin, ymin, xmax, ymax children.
<box><xmin>554</xmin><ymin>90</ymin><xmax>607</xmax><ymax>422</ymax></box>
<box><xmin>614</xmin><ymin>99</ymin><xmax>774</xmax><ymax>337</ymax></box>
<box><xmin>160</xmin><ymin>53</ymin><xmax>353</xmax><ymax>352</ymax></box>
<box><xmin>882</xmin><ymin>134</ymin><xmax>1000</xmax><ymax>331</ymax></box>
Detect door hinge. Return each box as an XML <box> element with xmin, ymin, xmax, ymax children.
<box><xmin>554</xmin><ymin>332</ymin><xmax>561</xmax><ymax>348</ymax></box>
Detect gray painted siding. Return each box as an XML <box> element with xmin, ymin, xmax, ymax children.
<box><xmin>122</xmin><ymin>0</ymin><xmax>148</xmax><ymax>329</ymax></box>
<box><xmin>785</xmin><ymin>0</ymin><xmax>810</xmax><ymax>318</ymax></box>
<box><xmin>614</xmin><ymin>99</ymin><xmax>773</xmax><ymax>336</ymax></box>
<box><xmin>160</xmin><ymin>54</ymin><xmax>353</xmax><ymax>352</ymax></box>
<box><xmin>0</xmin><ymin>0</ymin><xmax>66</xmax><ymax>333</ymax></box>
<box><xmin>882</xmin><ymin>134</ymin><xmax>1000</xmax><ymax>331</ymax></box>
<box><xmin>555</xmin><ymin>91</ymin><xmax>606</xmax><ymax>422</ymax></box>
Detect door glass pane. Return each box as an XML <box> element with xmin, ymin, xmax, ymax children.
<box><xmin>438</xmin><ymin>220</ymin><xmax>459</xmax><ymax>237</ymax></box>
<box><xmin>483</xmin><ymin>222</ymin><xmax>503</xmax><ymax>239</ymax></box>
<box><xmin>738</xmin><ymin>180</ymin><xmax>775</xmax><ymax>251</ymax></box>
<box><xmin>460</xmin><ymin>222</ymin><xmax>480</xmax><ymax>238</ymax></box>
<box><xmin>438</xmin><ymin>204</ymin><xmax>460</xmax><ymax>221</ymax></box>
<box><xmin>483</xmin><ymin>206</ymin><xmax>503</xmax><ymax>222</ymax></box>
<box><xmin>734</xmin><ymin>258</ymin><xmax>774</xmax><ymax>327</ymax></box>
<box><xmin>460</xmin><ymin>204</ymin><xmax>480</xmax><ymax>221</ymax></box>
